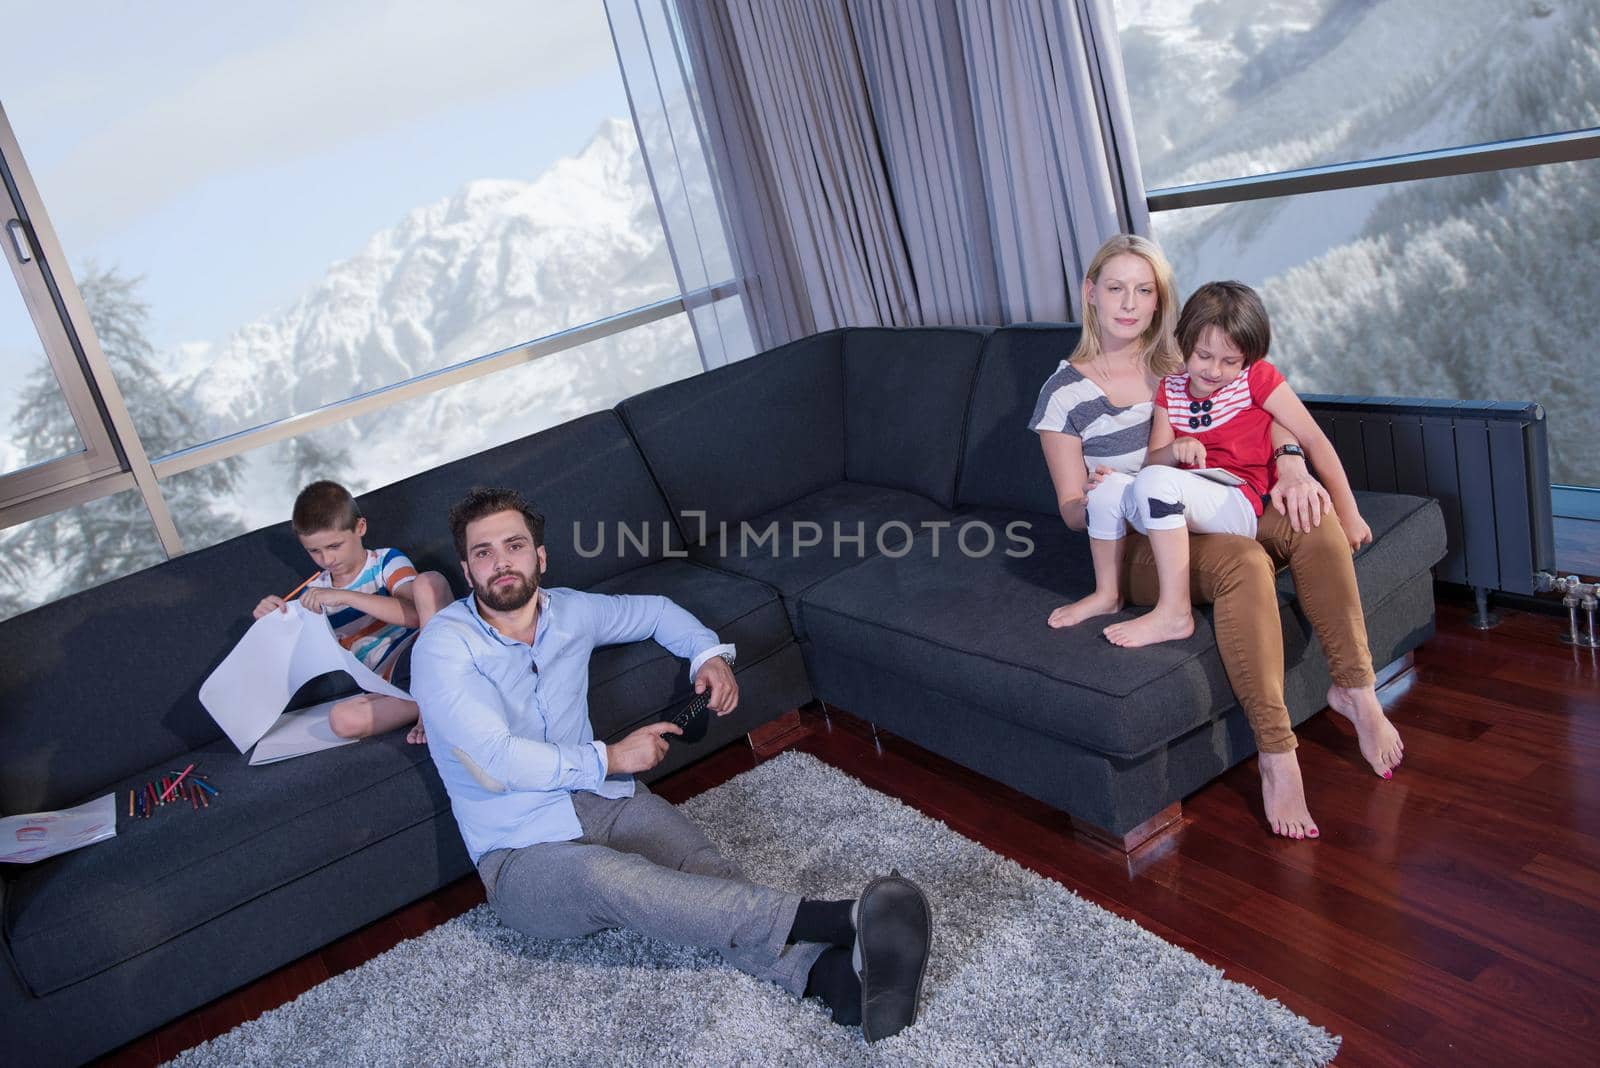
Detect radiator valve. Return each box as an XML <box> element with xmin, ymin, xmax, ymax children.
<box><xmin>1562</xmin><ymin>588</ymin><xmax>1599</xmax><ymax>649</ymax></box>
<box><xmin>1535</xmin><ymin>572</ymin><xmax>1599</xmax><ymax>648</ymax></box>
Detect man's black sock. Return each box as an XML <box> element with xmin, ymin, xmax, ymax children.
<box><xmin>804</xmin><ymin>946</ymin><xmax>863</xmax><ymax>1026</ymax></box>
<box><xmin>788</xmin><ymin>898</ymin><xmax>855</xmax><ymax>947</ymax></box>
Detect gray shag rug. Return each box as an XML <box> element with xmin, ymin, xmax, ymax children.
<box><xmin>169</xmin><ymin>752</ymin><xmax>1338</xmax><ymax>1066</ymax></box>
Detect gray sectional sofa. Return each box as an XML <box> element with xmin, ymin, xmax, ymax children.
<box><xmin>0</xmin><ymin>323</ymin><xmax>1447</xmax><ymax>1063</ymax></box>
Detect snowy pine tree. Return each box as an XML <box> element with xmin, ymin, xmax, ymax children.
<box><xmin>0</xmin><ymin>267</ymin><xmax>245</xmax><ymax>619</ymax></box>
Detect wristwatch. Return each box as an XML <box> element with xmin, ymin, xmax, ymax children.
<box><xmin>1272</xmin><ymin>443</ymin><xmax>1306</xmax><ymax>463</ymax></box>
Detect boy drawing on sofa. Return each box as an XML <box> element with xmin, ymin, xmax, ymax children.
<box><xmin>252</xmin><ymin>480</ymin><xmax>453</xmax><ymax>744</ymax></box>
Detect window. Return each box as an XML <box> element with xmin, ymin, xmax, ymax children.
<box><xmin>1114</xmin><ymin>0</ymin><xmax>1600</xmax><ymax>498</ymax></box>
<box><xmin>1150</xmin><ymin>158</ymin><xmax>1600</xmax><ymax>488</ymax></box>
<box><xmin>0</xmin><ymin>3</ymin><xmax>745</xmax><ymax>620</ymax></box>
<box><xmin>0</xmin><ymin>489</ymin><xmax>165</xmax><ymax>621</ymax></box>
<box><xmin>6</xmin><ymin>3</ymin><xmax>676</xmax><ymax>448</ymax></box>
<box><xmin>0</xmin><ymin>265</ymin><xmax>81</xmax><ymax>477</ymax></box>
<box><xmin>1118</xmin><ymin>0</ymin><xmax>1596</xmax><ymax>189</ymax></box>
<box><xmin>159</xmin><ymin>312</ymin><xmax>701</xmax><ymax>553</ymax></box>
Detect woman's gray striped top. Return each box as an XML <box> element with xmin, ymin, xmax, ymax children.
<box><xmin>1027</xmin><ymin>360</ymin><xmax>1153</xmax><ymax>475</ymax></box>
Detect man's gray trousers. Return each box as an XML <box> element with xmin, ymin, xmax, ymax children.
<box><xmin>476</xmin><ymin>783</ymin><xmax>828</xmax><ymax>995</ymax></box>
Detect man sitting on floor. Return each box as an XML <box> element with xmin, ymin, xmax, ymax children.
<box><xmin>410</xmin><ymin>486</ymin><xmax>934</xmax><ymax>1042</ymax></box>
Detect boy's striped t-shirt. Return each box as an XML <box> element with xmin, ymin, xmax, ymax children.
<box><xmin>308</xmin><ymin>547</ymin><xmax>419</xmax><ymax>681</ymax></box>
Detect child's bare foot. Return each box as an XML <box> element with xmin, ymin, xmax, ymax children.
<box><xmin>1326</xmin><ymin>684</ymin><xmax>1403</xmax><ymax>777</ymax></box>
<box><xmin>1048</xmin><ymin>591</ymin><xmax>1122</xmax><ymax>628</ymax></box>
<box><xmin>1103</xmin><ymin>609</ymin><xmax>1194</xmax><ymax>648</ymax></box>
<box><xmin>1259</xmin><ymin>749</ymin><xmax>1318</xmax><ymax>839</ymax></box>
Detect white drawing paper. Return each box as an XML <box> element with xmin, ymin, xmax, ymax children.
<box><xmin>199</xmin><ymin>604</ymin><xmax>410</xmax><ymax>756</ymax></box>
<box><xmin>0</xmin><ymin>792</ymin><xmax>117</xmax><ymax>864</ymax></box>
<box><xmin>248</xmin><ymin>699</ymin><xmax>359</xmax><ymax>766</ymax></box>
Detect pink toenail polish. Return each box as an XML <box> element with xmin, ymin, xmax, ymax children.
<box><xmin>1383</xmin><ymin>770</ymin><xmax>1393</xmax><ymax>780</ymax></box>
<box><xmin>1308</xmin><ymin>829</ymin><xmax>1319</xmax><ymax>838</ymax></box>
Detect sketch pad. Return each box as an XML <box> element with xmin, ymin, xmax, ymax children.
<box><xmin>248</xmin><ymin>700</ymin><xmax>360</xmax><ymax>765</ymax></box>
<box><xmin>1188</xmin><ymin>467</ymin><xmax>1248</xmax><ymax>487</ymax></box>
<box><xmin>199</xmin><ymin>605</ymin><xmax>410</xmax><ymax>756</ymax></box>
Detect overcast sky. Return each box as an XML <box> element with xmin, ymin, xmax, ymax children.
<box><xmin>2</xmin><ymin>0</ymin><xmax>632</xmax><ymax>353</ymax></box>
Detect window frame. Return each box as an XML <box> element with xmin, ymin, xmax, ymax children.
<box><xmin>1</xmin><ymin>106</ymin><xmax>143</xmax><ymax>515</ymax></box>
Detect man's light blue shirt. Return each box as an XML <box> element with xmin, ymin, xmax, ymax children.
<box><xmin>409</xmin><ymin>587</ymin><xmax>734</xmax><ymax>863</ymax></box>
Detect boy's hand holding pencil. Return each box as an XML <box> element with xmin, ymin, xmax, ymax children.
<box><xmin>298</xmin><ymin>586</ymin><xmax>354</xmax><ymax>613</ymax></box>
<box><xmin>252</xmin><ymin>574</ymin><xmax>319</xmax><ymax>620</ymax></box>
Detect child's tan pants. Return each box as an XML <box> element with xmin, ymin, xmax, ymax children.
<box><xmin>1123</xmin><ymin>508</ymin><xmax>1376</xmax><ymax>754</ymax></box>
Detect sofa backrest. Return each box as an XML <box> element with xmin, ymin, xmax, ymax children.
<box><xmin>0</xmin><ymin>410</ymin><xmax>675</xmax><ymax>815</ymax></box>
<box><xmin>358</xmin><ymin>409</ymin><xmax>680</xmax><ymax>592</ymax></box>
<box><xmin>0</xmin><ymin>521</ymin><xmax>304</xmax><ymax>815</ymax></box>
<box><xmin>957</xmin><ymin>323</ymin><xmax>1083</xmax><ymax>516</ymax></box>
<box><xmin>842</xmin><ymin>327</ymin><xmax>992</xmax><ymax>509</ymax></box>
<box><xmin>617</xmin><ymin>331</ymin><xmax>846</xmax><ymax>537</ymax></box>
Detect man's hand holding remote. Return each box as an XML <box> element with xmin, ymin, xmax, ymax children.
<box><xmin>694</xmin><ymin>655</ymin><xmax>739</xmax><ymax>714</ymax></box>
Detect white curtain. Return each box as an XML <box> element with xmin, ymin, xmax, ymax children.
<box><xmin>607</xmin><ymin>0</ymin><xmax>1149</xmax><ymax>352</ymax></box>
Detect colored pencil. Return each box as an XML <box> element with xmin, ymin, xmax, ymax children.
<box><xmin>160</xmin><ymin>763</ymin><xmax>195</xmax><ymax>802</ymax></box>
<box><xmin>283</xmin><ymin>572</ymin><xmax>319</xmax><ymax>602</ymax></box>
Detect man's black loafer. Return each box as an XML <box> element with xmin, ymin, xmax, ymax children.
<box><xmin>853</xmin><ymin>870</ymin><xmax>932</xmax><ymax>1042</ymax></box>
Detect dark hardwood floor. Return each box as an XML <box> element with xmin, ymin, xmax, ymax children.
<box><xmin>98</xmin><ymin>595</ymin><xmax>1599</xmax><ymax>1067</ymax></box>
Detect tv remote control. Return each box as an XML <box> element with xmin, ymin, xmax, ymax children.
<box><xmin>659</xmin><ymin>691</ymin><xmax>711</xmax><ymax>744</ymax></box>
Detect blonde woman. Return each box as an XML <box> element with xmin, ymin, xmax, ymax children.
<box><xmin>1033</xmin><ymin>236</ymin><xmax>1375</xmax><ymax>840</ymax></box>
<box><xmin>1029</xmin><ymin>234</ymin><xmax>1183</xmax><ymax>627</ymax></box>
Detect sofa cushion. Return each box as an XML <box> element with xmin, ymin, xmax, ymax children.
<box><xmin>1277</xmin><ymin>492</ymin><xmax>1448</xmax><ymax>610</ymax></box>
<box><xmin>800</xmin><ymin>495</ymin><xmax>1445</xmax><ymax>760</ymax></box>
<box><xmin>800</xmin><ymin>510</ymin><xmax>1226</xmax><ymax>759</ymax></box>
<box><xmin>617</xmin><ymin>332</ymin><xmax>845</xmax><ymax>535</ymax></box>
<box><xmin>583</xmin><ymin>560</ymin><xmax>796</xmax><ymax>738</ymax></box>
<box><xmin>958</xmin><ymin>323</ymin><xmax>1082</xmax><ymax>515</ymax></box>
<box><xmin>843</xmin><ymin>327</ymin><xmax>991</xmax><ymax>509</ymax></box>
<box><xmin>689</xmin><ymin>481</ymin><xmax>957</xmax><ymax>637</ymax></box>
<box><xmin>3</xmin><ymin>733</ymin><xmax>450</xmax><ymax>996</ymax></box>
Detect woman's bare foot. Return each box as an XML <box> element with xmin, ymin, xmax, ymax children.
<box><xmin>1259</xmin><ymin>749</ymin><xmax>1318</xmax><ymax>839</ymax></box>
<box><xmin>1048</xmin><ymin>591</ymin><xmax>1123</xmax><ymax>628</ymax></box>
<box><xmin>1103</xmin><ymin>609</ymin><xmax>1194</xmax><ymax>648</ymax></box>
<box><xmin>1326</xmin><ymin>684</ymin><xmax>1403</xmax><ymax>777</ymax></box>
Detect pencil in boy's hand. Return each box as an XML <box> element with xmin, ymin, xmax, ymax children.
<box><xmin>282</xmin><ymin>573</ymin><xmax>319</xmax><ymax>602</ymax></box>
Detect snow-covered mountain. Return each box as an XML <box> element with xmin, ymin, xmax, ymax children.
<box><xmin>180</xmin><ymin>118</ymin><xmax>701</xmax><ymax>530</ymax></box>
<box><xmin>189</xmin><ymin>117</ymin><xmax>678</xmax><ymax>432</ymax></box>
